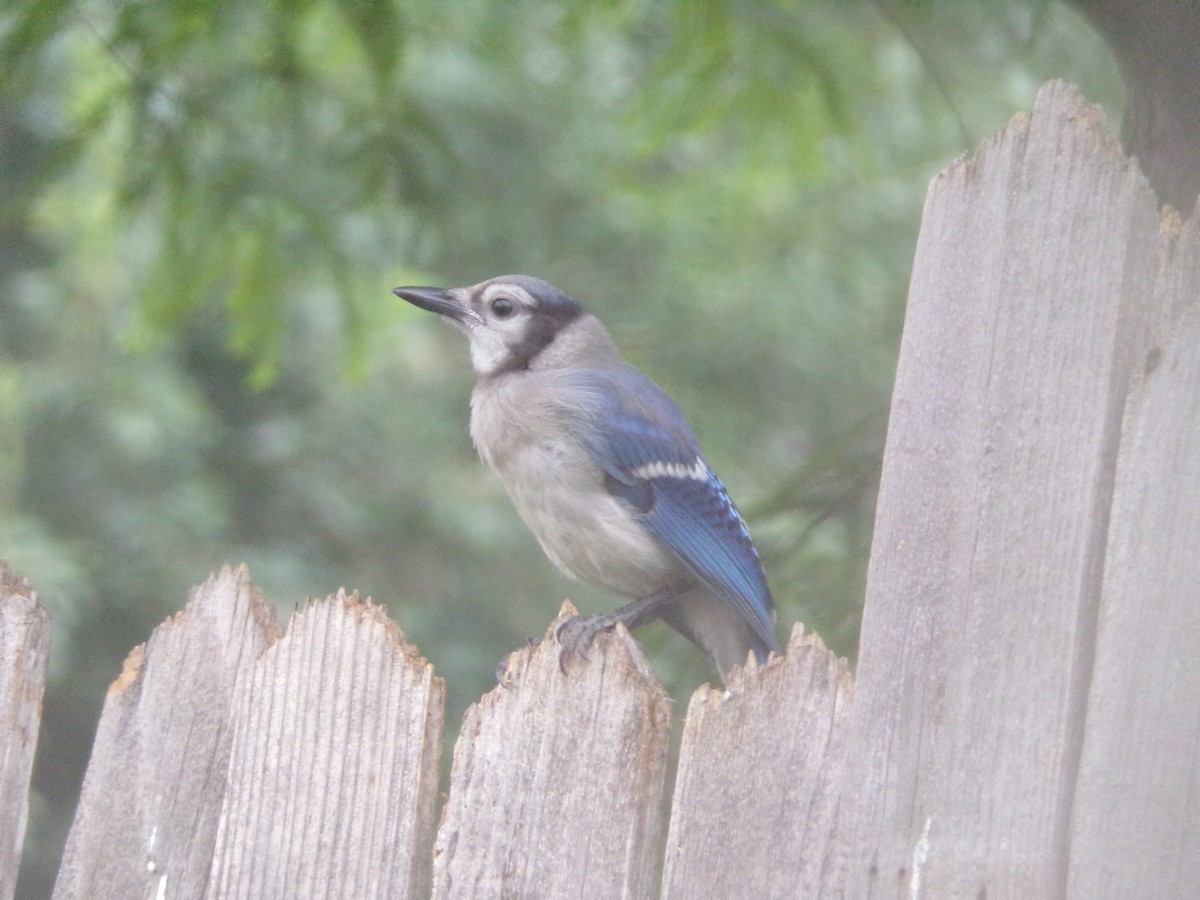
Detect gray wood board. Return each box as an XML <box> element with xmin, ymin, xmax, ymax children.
<box><xmin>1067</xmin><ymin>214</ymin><xmax>1200</xmax><ymax>898</ymax></box>
<box><xmin>837</xmin><ymin>81</ymin><xmax>1163</xmax><ymax>898</ymax></box>
<box><xmin>206</xmin><ymin>591</ymin><xmax>445</xmax><ymax>899</ymax></box>
<box><xmin>662</xmin><ymin>625</ymin><xmax>853</xmax><ymax>899</ymax></box>
<box><xmin>432</xmin><ymin>603</ymin><xmax>671</xmax><ymax>900</ymax></box>
<box><xmin>0</xmin><ymin>563</ymin><xmax>50</xmax><ymax>900</ymax></box>
<box><xmin>53</xmin><ymin>566</ymin><xmax>280</xmax><ymax>900</ymax></box>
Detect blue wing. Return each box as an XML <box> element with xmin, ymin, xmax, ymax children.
<box><xmin>579</xmin><ymin>367</ymin><xmax>779</xmax><ymax>653</ymax></box>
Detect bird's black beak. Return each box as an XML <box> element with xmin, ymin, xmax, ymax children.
<box><xmin>393</xmin><ymin>286</ymin><xmax>480</xmax><ymax>326</ymax></box>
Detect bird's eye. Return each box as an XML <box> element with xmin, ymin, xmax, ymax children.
<box><xmin>490</xmin><ymin>296</ymin><xmax>516</xmax><ymax>318</ymax></box>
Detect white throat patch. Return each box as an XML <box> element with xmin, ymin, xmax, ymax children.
<box><xmin>467</xmin><ymin>329</ymin><xmax>511</xmax><ymax>375</ymax></box>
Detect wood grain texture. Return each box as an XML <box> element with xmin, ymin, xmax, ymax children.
<box><xmin>0</xmin><ymin>562</ymin><xmax>49</xmax><ymax>900</ymax></box>
<box><xmin>53</xmin><ymin>565</ymin><xmax>280</xmax><ymax>900</ymax></box>
<box><xmin>837</xmin><ymin>81</ymin><xmax>1163</xmax><ymax>899</ymax></box>
<box><xmin>432</xmin><ymin>602</ymin><xmax>670</xmax><ymax>900</ymax></box>
<box><xmin>1067</xmin><ymin>216</ymin><xmax>1200</xmax><ymax>898</ymax></box>
<box><xmin>661</xmin><ymin>625</ymin><xmax>852</xmax><ymax>899</ymax></box>
<box><xmin>206</xmin><ymin>590</ymin><xmax>444</xmax><ymax>899</ymax></box>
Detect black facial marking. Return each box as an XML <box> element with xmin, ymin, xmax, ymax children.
<box><xmin>490</xmin><ymin>281</ymin><xmax>584</xmax><ymax>373</ymax></box>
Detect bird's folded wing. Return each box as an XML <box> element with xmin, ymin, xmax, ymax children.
<box><xmin>580</xmin><ymin>370</ymin><xmax>778</xmax><ymax>651</ymax></box>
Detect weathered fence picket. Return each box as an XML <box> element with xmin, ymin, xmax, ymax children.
<box><xmin>52</xmin><ymin>566</ymin><xmax>280</xmax><ymax>899</ymax></box>
<box><xmin>1</xmin><ymin>80</ymin><xmax>1197</xmax><ymax>899</ymax></box>
<box><xmin>208</xmin><ymin>589</ymin><xmax>444</xmax><ymax>899</ymax></box>
<box><xmin>0</xmin><ymin>563</ymin><xmax>48</xmax><ymax>900</ymax></box>
<box><xmin>835</xmin><ymin>79</ymin><xmax>1166</xmax><ymax>898</ymax></box>
<box><xmin>661</xmin><ymin>626</ymin><xmax>852</xmax><ymax>898</ymax></box>
<box><xmin>432</xmin><ymin>603</ymin><xmax>669</xmax><ymax>900</ymax></box>
<box><xmin>1066</xmin><ymin>244</ymin><xmax>1200</xmax><ymax>898</ymax></box>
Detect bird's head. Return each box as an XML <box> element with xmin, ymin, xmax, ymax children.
<box><xmin>394</xmin><ymin>275</ymin><xmax>607</xmax><ymax>376</ymax></box>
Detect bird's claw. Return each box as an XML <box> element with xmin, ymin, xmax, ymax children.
<box><xmin>555</xmin><ymin>615</ymin><xmax>614</xmax><ymax>674</ymax></box>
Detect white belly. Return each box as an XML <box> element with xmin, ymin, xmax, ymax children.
<box><xmin>495</xmin><ymin>438</ymin><xmax>678</xmax><ymax>598</ymax></box>
<box><xmin>470</xmin><ymin>369</ymin><xmax>682</xmax><ymax>598</ymax></box>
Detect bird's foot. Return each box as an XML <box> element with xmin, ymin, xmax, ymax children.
<box><xmin>554</xmin><ymin>588</ymin><xmax>683</xmax><ymax>675</ymax></box>
<box><xmin>554</xmin><ymin>614</ymin><xmax>616</xmax><ymax>674</ymax></box>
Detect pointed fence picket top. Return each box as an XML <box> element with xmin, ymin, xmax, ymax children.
<box><xmin>0</xmin><ymin>563</ymin><xmax>49</xmax><ymax>900</ymax></box>
<box><xmin>661</xmin><ymin>624</ymin><xmax>852</xmax><ymax>899</ymax></box>
<box><xmin>53</xmin><ymin>566</ymin><xmax>280</xmax><ymax>900</ymax></box>
<box><xmin>835</xmin><ymin>80</ymin><xmax>1188</xmax><ymax>898</ymax></box>
<box><xmin>207</xmin><ymin>591</ymin><xmax>444</xmax><ymax>899</ymax></box>
<box><xmin>431</xmin><ymin>602</ymin><xmax>671</xmax><ymax>900</ymax></box>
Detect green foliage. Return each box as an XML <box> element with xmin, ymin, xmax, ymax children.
<box><xmin>1</xmin><ymin>0</ymin><xmax>1119</xmax><ymax>892</ymax></box>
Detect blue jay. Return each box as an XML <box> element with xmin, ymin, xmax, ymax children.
<box><xmin>393</xmin><ymin>275</ymin><xmax>780</xmax><ymax>683</ymax></box>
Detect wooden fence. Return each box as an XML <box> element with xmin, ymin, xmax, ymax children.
<box><xmin>2</xmin><ymin>81</ymin><xmax>1198</xmax><ymax>898</ymax></box>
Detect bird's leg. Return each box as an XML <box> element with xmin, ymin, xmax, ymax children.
<box><xmin>555</xmin><ymin>585</ymin><xmax>682</xmax><ymax>674</ymax></box>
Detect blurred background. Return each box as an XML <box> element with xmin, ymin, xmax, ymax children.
<box><xmin>2</xmin><ymin>1</ymin><xmax>1119</xmax><ymax>893</ymax></box>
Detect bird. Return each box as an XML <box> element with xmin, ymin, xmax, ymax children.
<box><xmin>393</xmin><ymin>275</ymin><xmax>780</xmax><ymax>684</ymax></box>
